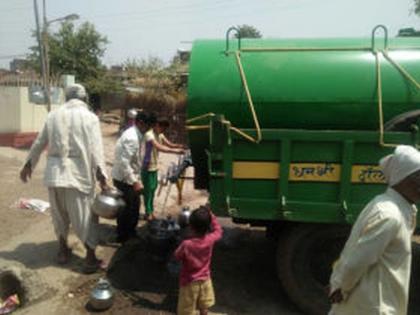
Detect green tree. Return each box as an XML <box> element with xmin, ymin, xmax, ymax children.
<box><xmin>415</xmin><ymin>0</ymin><xmax>420</xmax><ymax>15</ymax></box>
<box><xmin>122</xmin><ymin>53</ymin><xmax>188</xmax><ymax>101</ymax></box>
<box><xmin>397</xmin><ymin>27</ymin><xmax>420</xmax><ymax>37</ymax></box>
<box><xmin>123</xmin><ymin>56</ymin><xmax>186</xmax><ymax>92</ymax></box>
<box><xmin>28</xmin><ymin>21</ymin><xmax>120</xmax><ymax>94</ymax></box>
<box><xmin>235</xmin><ymin>24</ymin><xmax>262</xmax><ymax>39</ymax></box>
<box><xmin>124</xmin><ymin>56</ymin><xmax>167</xmax><ymax>81</ymax></box>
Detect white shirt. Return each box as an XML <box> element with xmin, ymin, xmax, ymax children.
<box><xmin>111</xmin><ymin>125</ymin><xmax>143</xmax><ymax>185</ymax></box>
<box><xmin>329</xmin><ymin>188</ymin><xmax>417</xmax><ymax>315</ymax></box>
<box><xmin>26</xmin><ymin>99</ymin><xmax>107</xmax><ymax>195</ymax></box>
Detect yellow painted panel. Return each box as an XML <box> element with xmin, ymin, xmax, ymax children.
<box><xmin>351</xmin><ymin>165</ymin><xmax>386</xmax><ymax>184</ymax></box>
<box><xmin>289</xmin><ymin>163</ymin><xmax>341</xmax><ymax>182</ymax></box>
<box><xmin>232</xmin><ymin>162</ymin><xmax>279</xmax><ymax>179</ymax></box>
<box><xmin>232</xmin><ymin>161</ymin><xmax>386</xmax><ymax>184</ymax></box>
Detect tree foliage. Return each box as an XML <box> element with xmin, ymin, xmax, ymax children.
<box><xmin>398</xmin><ymin>27</ymin><xmax>420</xmax><ymax>37</ymax></box>
<box><xmin>28</xmin><ymin>21</ymin><xmax>121</xmax><ymax>94</ymax></box>
<box><xmin>123</xmin><ymin>55</ymin><xmax>186</xmax><ymax>93</ymax></box>
<box><xmin>124</xmin><ymin>56</ymin><xmax>167</xmax><ymax>81</ymax></box>
<box><xmin>235</xmin><ymin>24</ymin><xmax>262</xmax><ymax>39</ymax></box>
<box><xmin>415</xmin><ymin>0</ymin><xmax>420</xmax><ymax>15</ymax></box>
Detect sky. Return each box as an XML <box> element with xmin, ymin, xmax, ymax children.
<box><xmin>0</xmin><ymin>0</ymin><xmax>419</xmax><ymax>69</ymax></box>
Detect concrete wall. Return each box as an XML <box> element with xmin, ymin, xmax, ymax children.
<box><xmin>19</xmin><ymin>87</ymin><xmax>62</xmax><ymax>132</ymax></box>
<box><xmin>0</xmin><ymin>87</ymin><xmax>20</xmax><ymax>133</ymax></box>
<box><xmin>0</xmin><ymin>86</ymin><xmax>63</xmax><ymax>133</ymax></box>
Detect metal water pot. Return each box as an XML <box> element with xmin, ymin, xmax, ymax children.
<box><xmin>89</xmin><ymin>278</ymin><xmax>114</xmax><ymax>311</ymax></box>
<box><xmin>92</xmin><ymin>188</ymin><xmax>125</xmax><ymax>219</ymax></box>
<box><xmin>147</xmin><ymin>219</ymin><xmax>179</xmax><ymax>262</ymax></box>
<box><xmin>177</xmin><ymin>207</ymin><xmax>191</xmax><ymax>228</ymax></box>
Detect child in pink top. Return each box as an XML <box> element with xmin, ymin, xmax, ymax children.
<box><xmin>174</xmin><ymin>206</ymin><xmax>223</xmax><ymax>315</ymax></box>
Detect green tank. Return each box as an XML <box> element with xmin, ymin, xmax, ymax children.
<box><xmin>185</xmin><ymin>27</ymin><xmax>420</xmax><ymax>315</ymax></box>
<box><xmin>187</xmin><ymin>37</ymin><xmax>420</xmax><ymax>130</ymax></box>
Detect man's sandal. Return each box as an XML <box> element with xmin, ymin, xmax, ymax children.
<box><xmin>56</xmin><ymin>248</ymin><xmax>71</xmax><ymax>265</ymax></box>
<box><xmin>82</xmin><ymin>259</ymin><xmax>108</xmax><ymax>274</ymax></box>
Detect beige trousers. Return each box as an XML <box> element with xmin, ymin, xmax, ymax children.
<box><xmin>48</xmin><ymin>187</ymin><xmax>97</xmax><ymax>248</ymax></box>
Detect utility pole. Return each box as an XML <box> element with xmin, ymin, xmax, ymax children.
<box><xmin>33</xmin><ymin>0</ymin><xmax>48</xmax><ymax>110</ymax></box>
<box><xmin>34</xmin><ymin>0</ymin><xmax>79</xmax><ymax>112</ymax></box>
<box><xmin>42</xmin><ymin>0</ymin><xmax>51</xmax><ymax>112</ymax></box>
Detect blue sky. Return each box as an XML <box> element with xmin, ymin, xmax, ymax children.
<box><xmin>0</xmin><ymin>0</ymin><xmax>419</xmax><ymax>69</ymax></box>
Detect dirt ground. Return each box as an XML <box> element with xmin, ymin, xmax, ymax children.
<box><xmin>0</xmin><ymin>122</ymin><xmax>300</xmax><ymax>315</ymax></box>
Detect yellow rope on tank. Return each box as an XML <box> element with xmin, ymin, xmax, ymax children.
<box><xmin>186</xmin><ymin>51</ymin><xmax>264</xmax><ymax>144</ymax></box>
<box><xmin>229</xmin><ymin>126</ymin><xmax>258</xmax><ymax>143</ymax></box>
<box><xmin>240</xmin><ymin>47</ymin><xmax>372</xmax><ymax>52</ymax></box>
<box><xmin>186</xmin><ymin>125</ymin><xmax>211</xmax><ymax>130</ymax></box>
<box><xmin>234</xmin><ymin>51</ymin><xmax>262</xmax><ymax>143</ymax></box>
<box><xmin>186</xmin><ymin>113</ymin><xmax>215</xmax><ymax>124</ymax></box>
<box><xmin>186</xmin><ymin>119</ymin><xmax>258</xmax><ymax>143</ymax></box>
<box><xmin>375</xmin><ymin>51</ymin><xmax>397</xmax><ymax>148</ymax></box>
<box><xmin>376</xmin><ymin>50</ymin><xmax>420</xmax><ymax>147</ymax></box>
<box><xmin>382</xmin><ymin>51</ymin><xmax>420</xmax><ymax>90</ymax></box>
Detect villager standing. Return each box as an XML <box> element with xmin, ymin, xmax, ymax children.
<box><xmin>20</xmin><ymin>84</ymin><xmax>108</xmax><ymax>273</ymax></box>
<box><xmin>112</xmin><ymin>111</ymin><xmax>148</xmax><ymax>242</ymax></box>
<box><xmin>141</xmin><ymin>113</ymin><xmax>184</xmax><ymax>220</ymax></box>
<box><xmin>329</xmin><ymin>145</ymin><xmax>420</xmax><ymax>315</ymax></box>
<box><xmin>155</xmin><ymin>118</ymin><xmax>185</xmax><ymax>151</ymax></box>
<box><xmin>120</xmin><ymin>108</ymin><xmax>138</xmax><ymax>134</ymax></box>
<box><xmin>174</xmin><ymin>205</ymin><xmax>223</xmax><ymax>315</ymax></box>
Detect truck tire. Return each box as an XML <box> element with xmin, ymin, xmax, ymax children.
<box><xmin>276</xmin><ymin>223</ymin><xmax>350</xmax><ymax>315</ymax></box>
<box><xmin>384</xmin><ymin>110</ymin><xmax>420</xmax><ymax>131</ymax></box>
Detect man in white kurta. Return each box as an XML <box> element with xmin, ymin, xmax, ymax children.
<box><xmin>20</xmin><ymin>84</ymin><xmax>107</xmax><ymax>271</ymax></box>
<box><xmin>112</xmin><ymin>111</ymin><xmax>147</xmax><ymax>242</ymax></box>
<box><xmin>329</xmin><ymin>145</ymin><xmax>420</xmax><ymax>315</ymax></box>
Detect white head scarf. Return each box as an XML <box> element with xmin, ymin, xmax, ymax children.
<box><xmin>379</xmin><ymin>145</ymin><xmax>420</xmax><ymax>186</ymax></box>
<box><xmin>65</xmin><ymin>83</ymin><xmax>87</xmax><ymax>101</ymax></box>
<box><xmin>128</xmin><ymin>108</ymin><xmax>137</xmax><ymax>119</ymax></box>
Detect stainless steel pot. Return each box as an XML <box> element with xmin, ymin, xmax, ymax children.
<box><xmin>92</xmin><ymin>189</ymin><xmax>125</xmax><ymax>219</ymax></box>
<box><xmin>89</xmin><ymin>278</ymin><xmax>114</xmax><ymax>311</ymax></box>
<box><xmin>147</xmin><ymin>219</ymin><xmax>179</xmax><ymax>262</ymax></box>
<box><xmin>103</xmin><ymin>187</ymin><xmax>123</xmax><ymax>199</ymax></box>
<box><xmin>177</xmin><ymin>207</ymin><xmax>191</xmax><ymax>228</ymax></box>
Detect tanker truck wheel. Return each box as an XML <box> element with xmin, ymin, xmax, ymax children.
<box><xmin>276</xmin><ymin>223</ymin><xmax>350</xmax><ymax>315</ymax></box>
<box><xmin>384</xmin><ymin>110</ymin><xmax>420</xmax><ymax>131</ymax></box>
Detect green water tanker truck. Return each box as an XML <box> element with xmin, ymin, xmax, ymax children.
<box><xmin>186</xmin><ymin>25</ymin><xmax>420</xmax><ymax>314</ymax></box>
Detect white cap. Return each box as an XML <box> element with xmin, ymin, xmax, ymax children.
<box><xmin>128</xmin><ymin>108</ymin><xmax>137</xmax><ymax>119</ymax></box>
<box><xmin>65</xmin><ymin>83</ymin><xmax>87</xmax><ymax>100</ymax></box>
<box><xmin>380</xmin><ymin>145</ymin><xmax>420</xmax><ymax>186</ymax></box>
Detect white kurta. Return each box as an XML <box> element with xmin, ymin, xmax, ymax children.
<box><xmin>111</xmin><ymin>125</ymin><xmax>143</xmax><ymax>185</ymax></box>
<box><xmin>329</xmin><ymin>188</ymin><xmax>417</xmax><ymax>315</ymax></box>
<box><xmin>25</xmin><ymin>99</ymin><xmax>106</xmax><ymax>247</ymax></box>
<box><xmin>26</xmin><ymin>99</ymin><xmax>107</xmax><ymax>194</ymax></box>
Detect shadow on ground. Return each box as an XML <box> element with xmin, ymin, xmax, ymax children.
<box><xmin>102</xmin><ymin>224</ymin><xmax>420</xmax><ymax>315</ymax></box>
<box><xmin>212</xmin><ymin>227</ymin><xmax>301</xmax><ymax>315</ymax></box>
<box><xmin>408</xmin><ymin>242</ymin><xmax>420</xmax><ymax>315</ymax></box>
<box><xmin>106</xmin><ymin>226</ymin><xmax>178</xmax><ymax>313</ymax></box>
<box><xmin>102</xmin><ymin>225</ymin><xmax>301</xmax><ymax>315</ymax></box>
<box><xmin>0</xmin><ymin>241</ymin><xmax>89</xmax><ymax>274</ymax></box>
